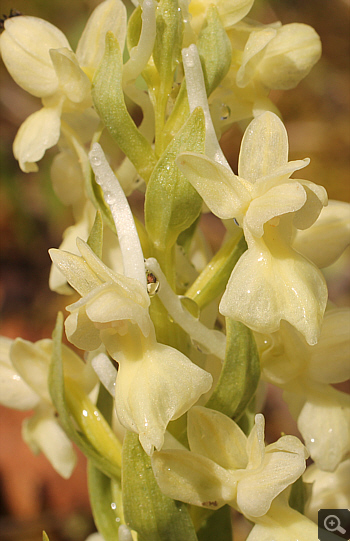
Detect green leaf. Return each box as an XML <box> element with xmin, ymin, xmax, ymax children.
<box><xmin>205</xmin><ymin>318</ymin><xmax>260</xmax><ymax>421</ymax></box>
<box><xmin>186</xmin><ymin>234</ymin><xmax>247</xmax><ymax>309</ymax></box>
<box><xmin>87</xmin><ymin>210</ymin><xmax>104</xmax><ymax>259</ymax></box>
<box><xmin>145</xmin><ymin>107</ymin><xmax>205</xmax><ymax>251</ymax></box>
<box><xmin>49</xmin><ymin>313</ymin><xmax>121</xmax><ymax>480</ymax></box>
<box><xmin>88</xmin><ymin>462</ymin><xmax>123</xmax><ymax>541</ymax></box>
<box><xmin>92</xmin><ymin>32</ymin><xmax>157</xmax><ymax>182</ymax></box>
<box><xmin>42</xmin><ymin>532</ymin><xmax>50</xmax><ymax>541</ymax></box>
<box><xmin>197</xmin><ymin>6</ymin><xmax>232</xmax><ymax>96</ymax></box>
<box><xmin>197</xmin><ymin>506</ymin><xmax>232</xmax><ymax>541</ymax></box>
<box><xmin>122</xmin><ymin>431</ymin><xmax>198</xmax><ymax>541</ymax></box>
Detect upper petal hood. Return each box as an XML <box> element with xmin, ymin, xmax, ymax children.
<box><xmin>0</xmin><ymin>16</ymin><xmax>70</xmax><ymax>97</ymax></box>
<box><xmin>76</xmin><ymin>0</ymin><xmax>127</xmax><ymax>78</ymax></box>
<box><xmin>238</xmin><ymin>112</ymin><xmax>288</xmax><ymax>181</ymax></box>
<box><xmin>258</xmin><ymin>23</ymin><xmax>322</xmax><ymax>90</ymax></box>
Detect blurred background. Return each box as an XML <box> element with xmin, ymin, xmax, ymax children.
<box><xmin>0</xmin><ymin>0</ymin><xmax>349</xmax><ymax>539</ymax></box>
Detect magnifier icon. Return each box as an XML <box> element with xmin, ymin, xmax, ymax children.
<box><xmin>324</xmin><ymin>514</ymin><xmax>346</xmax><ymax>535</ymax></box>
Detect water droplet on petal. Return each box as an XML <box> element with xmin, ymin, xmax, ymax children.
<box><xmin>180</xmin><ymin>296</ymin><xmax>199</xmax><ymax>319</ymax></box>
<box><xmin>90</xmin><ymin>154</ymin><xmax>101</xmax><ymax>166</ymax></box>
<box><xmin>220</xmin><ymin>104</ymin><xmax>231</xmax><ymax>120</ymax></box>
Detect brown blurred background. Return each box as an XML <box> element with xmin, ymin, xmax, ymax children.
<box><xmin>0</xmin><ymin>0</ymin><xmax>349</xmax><ymax>539</ymax></box>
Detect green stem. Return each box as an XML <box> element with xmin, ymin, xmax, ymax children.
<box><xmin>186</xmin><ymin>233</ymin><xmax>247</xmax><ymax>309</ymax></box>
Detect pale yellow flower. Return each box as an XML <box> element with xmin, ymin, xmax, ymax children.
<box><xmin>50</xmin><ymin>239</ymin><xmax>212</xmax><ymax>455</ymax></box>
<box><xmin>177</xmin><ymin>111</ymin><xmax>328</xmax><ymax>344</ymax></box>
<box><xmin>0</xmin><ymin>0</ymin><xmax>126</xmax><ymax>171</ymax></box>
<box><xmin>188</xmin><ymin>0</ymin><xmax>254</xmax><ymax>34</ymax></box>
<box><xmin>259</xmin><ymin>307</ymin><xmax>350</xmax><ymax>472</ymax></box>
<box><xmin>210</xmin><ymin>20</ymin><xmax>321</xmax><ymax>131</ymax></box>
<box><xmin>304</xmin><ymin>460</ymin><xmax>350</xmax><ymax>523</ymax></box>
<box><xmin>0</xmin><ymin>336</ymin><xmax>96</xmax><ymax>477</ymax></box>
<box><xmin>152</xmin><ymin>407</ymin><xmax>308</xmax><ymax>517</ymax></box>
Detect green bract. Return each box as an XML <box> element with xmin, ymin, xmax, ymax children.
<box><xmin>145</xmin><ymin>107</ymin><xmax>206</xmax><ymax>251</ymax></box>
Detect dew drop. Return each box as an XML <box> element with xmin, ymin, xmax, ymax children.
<box><xmin>106</xmin><ymin>193</ymin><xmax>117</xmax><ymax>205</ymax></box>
<box><xmin>180</xmin><ymin>296</ymin><xmax>199</xmax><ymax>319</ymax></box>
<box><xmin>90</xmin><ymin>154</ymin><xmax>101</xmax><ymax>166</ymax></box>
<box><xmin>220</xmin><ymin>104</ymin><xmax>231</xmax><ymax>120</ymax></box>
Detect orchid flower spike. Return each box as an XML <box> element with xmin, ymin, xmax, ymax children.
<box><xmin>50</xmin><ymin>145</ymin><xmax>212</xmax><ymax>455</ymax></box>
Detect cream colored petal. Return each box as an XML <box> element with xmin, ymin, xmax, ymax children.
<box><xmin>216</xmin><ymin>0</ymin><xmax>254</xmax><ymax>29</ymax></box>
<box><xmin>115</xmin><ymin>343</ymin><xmax>213</xmax><ymax>455</ymax></box>
<box><xmin>77</xmin><ymin>238</ymin><xmax>149</xmax><ymax>308</ymax></box>
<box><xmin>176</xmin><ymin>152</ymin><xmax>251</xmax><ymax>220</ymax></box>
<box><xmin>259</xmin><ymin>322</ymin><xmax>308</xmax><ymax>386</ymax></box>
<box><xmin>84</xmin><ymin>283</ymin><xmax>151</xmax><ymax>338</ymax></box>
<box><xmin>297</xmin><ymin>386</ymin><xmax>350</xmax><ymax>472</ymax></box>
<box><xmin>13</xmin><ymin>105</ymin><xmax>62</xmax><ymax>172</ymax></box>
<box><xmin>307</xmin><ymin>308</ymin><xmax>350</xmax><ymax>384</ymax></box>
<box><xmin>152</xmin><ymin>449</ymin><xmax>233</xmax><ymax>509</ymax></box>
<box><xmin>238</xmin><ymin>112</ymin><xmax>288</xmax><ymax>182</ymax></box>
<box><xmin>293</xmin><ymin>200</ymin><xmax>350</xmax><ymax>268</ymax></box>
<box><xmin>65</xmin><ymin>306</ymin><xmax>102</xmax><ymax>351</ymax></box>
<box><xmin>49</xmin><ymin>212</ymin><xmax>93</xmax><ymax>295</ymax></box>
<box><xmin>245</xmin><ymin>182</ymin><xmax>306</xmax><ymax>238</ymax></box>
<box><xmin>189</xmin><ymin>0</ymin><xmax>254</xmax><ymax>33</ymax></box>
<box><xmin>92</xmin><ymin>352</ymin><xmax>117</xmax><ymax>397</ymax></box>
<box><xmin>10</xmin><ymin>338</ymin><xmax>51</xmax><ymax>402</ymax></box>
<box><xmin>252</xmin><ymin>159</ymin><xmax>310</xmax><ymax>197</ymax></box>
<box><xmin>219</xmin><ymin>233</ymin><xmax>327</xmax><ymax>345</ymax></box>
<box><xmin>50</xmin><ymin>48</ymin><xmax>91</xmax><ymax>105</ymax></box>
<box><xmin>22</xmin><ymin>407</ymin><xmax>77</xmax><ymax>478</ymax></box>
<box><xmin>247</xmin><ymin>500</ymin><xmax>318</xmax><ymax>540</ymax></box>
<box><xmin>292</xmin><ymin>180</ymin><xmax>327</xmax><ymax>231</ymax></box>
<box><xmin>76</xmin><ymin>0</ymin><xmax>127</xmax><ymax>78</ymax></box>
<box><xmin>49</xmin><ymin>247</ymin><xmax>103</xmax><ymax>296</ymax></box>
<box><xmin>187</xmin><ymin>406</ymin><xmax>248</xmax><ymax>469</ymax></box>
<box><xmin>237</xmin><ymin>435</ymin><xmax>307</xmax><ymax>517</ymax></box>
<box><xmin>0</xmin><ymin>16</ymin><xmax>69</xmax><ymax>97</ymax></box>
<box><xmin>0</xmin><ymin>337</ymin><xmax>40</xmax><ymax>410</ymax></box>
<box><xmin>258</xmin><ymin>23</ymin><xmax>321</xmax><ymax>90</ymax></box>
<box><xmin>304</xmin><ymin>460</ymin><xmax>350</xmax><ymax>522</ymax></box>
<box><xmin>37</xmin><ymin>339</ymin><xmax>97</xmax><ymax>393</ymax></box>
<box><xmin>236</xmin><ymin>27</ymin><xmax>277</xmax><ymax>88</ymax></box>
<box><xmin>122</xmin><ymin>0</ymin><xmax>156</xmax><ymax>84</ymax></box>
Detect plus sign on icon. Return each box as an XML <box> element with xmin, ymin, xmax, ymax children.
<box><xmin>318</xmin><ymin>509</ymin><xmax>350</xmax><ymax>540</ymax></box>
